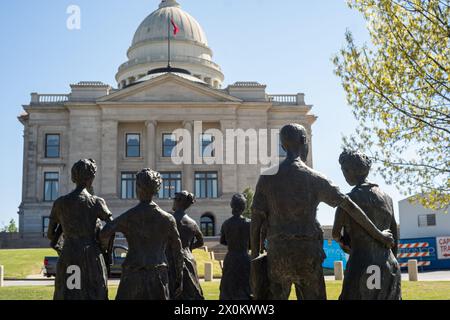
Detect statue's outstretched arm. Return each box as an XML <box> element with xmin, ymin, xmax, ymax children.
<box><xmin>340</xmin><ymin>197</ymin><xmax>394</xmax><ymax>248</ymax></box>
<box><xmin>99</xmin><ymin>217</ymin><xmax>124</xmax><ymax>252</ymax></box>
<box><xmin>97</xmin><ymin>197</ymin><xmax>113</xmax><ymax>223</ymax></box>
<box><xmin>332</xmin><ymin>207</ymin><xmax>345</xmax><ymax>242</ymax></box>
<box><xmin>333</xmin><ymin>208</ymin><xmax>351</xmax><ymax>254</ymax></box>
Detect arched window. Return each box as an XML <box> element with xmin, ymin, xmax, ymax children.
<box><xmin>200</xmin><ymin>213</ymin><xmax>215</xmax><ymax>237</ymax></box>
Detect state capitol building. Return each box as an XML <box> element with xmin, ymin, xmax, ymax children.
<box><xmin>17</xmin><ymin>0</ymin><xmax>317</xmax><ymax>242</ymax></box>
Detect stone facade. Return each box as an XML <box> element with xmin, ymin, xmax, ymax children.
<box><xmin>18</xmin><ymin>76</ymin><xmax>316</xmax><ymax>239</ymax></box>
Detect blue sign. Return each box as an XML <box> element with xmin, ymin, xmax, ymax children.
<box><xmin>323</xmin><ymin>240</ymin><xmax>348</xmax><ymax>269</ymax></box>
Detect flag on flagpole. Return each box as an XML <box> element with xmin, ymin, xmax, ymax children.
<box><xmin>171</xmin><ymin>18</ymin><xmax>179</xmax><ymax>36</ymax></box>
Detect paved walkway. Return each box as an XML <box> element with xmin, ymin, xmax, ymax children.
<box><xmin>3</xmin><ymin>270</ymin><xmax>449</xmax><ymax>287</ymax></box>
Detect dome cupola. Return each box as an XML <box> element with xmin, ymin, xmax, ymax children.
<box><xmin>116</xmin><ymin>0</ymin><xmax>224</xmax><ymax>89</ymax></box>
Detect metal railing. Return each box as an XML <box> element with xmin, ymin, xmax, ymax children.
<box><xmin>118</xmin><ymin>55</ymin><xmax>222</xmax><ymax>72</ymax></box>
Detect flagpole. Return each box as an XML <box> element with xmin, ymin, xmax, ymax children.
<box><xmin>167</xmin><ymin>16</ymin><xmax>171</xmax><ymax>68</ymax></box>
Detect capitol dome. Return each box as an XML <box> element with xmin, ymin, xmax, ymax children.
<box><xmin>116</xmin><ymin>0</ymin><xmax>224</xmax><ymax>89</ymax></box>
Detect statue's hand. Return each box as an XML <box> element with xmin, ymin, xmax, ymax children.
<box><xmin>381</xmin><ymin>229</ymin><xmax>395</xmax><ymax>248</ymax></box>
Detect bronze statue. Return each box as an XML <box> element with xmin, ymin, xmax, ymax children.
<box><xmin>333</xmin><ymin>150</ymin><xmax>401</xmax><ymax>300</ymax></box>
<box><xmin>167</xmin><ymin>191</ymin><xmax>205</xmax><ymax>300</ymax></box>
<box><xmin>251</xmin><ymin>124</ymin><xmax>395</xmax><ymax>300</ymax></box>
<box><xmin>219</xmin><ymin>193</ymin><xmax>252</xmax><ymax>300</ymax></box>
<box><xmin>49</xmin><ymin>187</ymin><xmax>114</xmax><ymax>271</ymax></box>
<box><xmin>100</xmin><ymin>169</ymin><xmax>184</xmax><ymax>300</ymax></box>
<box><xmin>47</xmin><ymin>159</ymin><xmax>112</xmax><ymax>300</ymax></box>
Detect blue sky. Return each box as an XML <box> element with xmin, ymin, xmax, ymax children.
<box><xmin>0</xmin><ymin>0</ymin><xmax>405</xmax><ymax>227</ymax></box>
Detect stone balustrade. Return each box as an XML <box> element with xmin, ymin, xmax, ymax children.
<box><xmin>28</xmin><ymin>92</ymin><xmax>307</xmax><ymax>107</ymax></box>
<box><xmin>30</xmin><ymin>93</ymin><xmax>70</xmax><ymax>105</ymax></box>
<box><xmin>268</xmin><ymin>93</ymin><xmax>305</xmax><ymax>106</ymax></box>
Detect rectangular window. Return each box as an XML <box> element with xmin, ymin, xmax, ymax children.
<box><xmin>44</xmin><ymin>172</ymin><xmax>59</xmax><ymax>202</ymax></box>
<box><xmin>158</xmin><ymin>172</ymin><xmax>182</xmax><ymax>199</ymax></box>
<box><xmin>126</xmin><ymin>134</ymin><xmax>141</xmax><ymax>158</ymax></box>
<box><xmin>200</xmin><ymin>134</ymin><xmax>215</xmax><ymax>158</ymax></box>
<box><xmin>162</xmin><ymin>134</ymin><xmax>177</xmax><ymax>158</ymax></box>
<box><xmin>418</xmin><ymin>214</ymin><xmax>437</xmax><ymax>227</ymax></box>
<box><xmin>428</xmin><ymin>214</ymin><xmax>437</xmax><ymax>226</ymax></box>
<box><xmin>121</xmin><ymin>172</ymin><xmax>137</xmax><ymax>199</ymax></box>
<box><xmin>195</xmin><ymin>172</ymin><xmax>218</xmax><ymax>199</ymax></box>
<box><xmin>42</xmin><ymin>216</ymin><xmax>50</xmax><ymax>238</ymax></box>
<box><xmin>45</xmin><ymin>134</ymin><xmax>60</xmax><ymax>158</ymax></box>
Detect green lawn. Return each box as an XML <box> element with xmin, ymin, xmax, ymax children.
<box><xmin>1</xmin><ymin>281</ymin><xmax>449</xmax><ymax>300</ymax></box>
<box><xmin>1</xmin><ymin>249</ymin><xmax>449</xmax><ymax>300</ymax></box>
<box><xmin>194</xmin><ymin>249</ymin><xmax>222</xmax><ymax>278</ymax></box>
<box><xmin>0</xmin><ymin>248</ymin><xmax>221</xmax><ymax>279</ymax></box>
<box><xmin>0</xmin><ymin>249</ymin><xmax>55</xmax><ymax>279</ymax></box>
<box><xmin>203</xmin><ymin>281</ymin><xmax>450</xmax><ymax>300</ymax></box>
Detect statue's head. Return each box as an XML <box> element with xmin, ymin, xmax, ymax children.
<box><xmin>172</xmin><ymin>190</ymin><xmax>195</xmax><ymax>212</ymax></box>
<box><xmin>230</xmin><ymin>193</ymin><xmax>247</xmax><ymax>216</ymax></box>
<box><xmin>136</xmin><ymin>169</ymin><xmax>162</xmax><ymax>203</ymax></box>
<box><xmin>71</xmin><ymin>159</ymin><xmax>97</xmax><ymax>189</ymax></box>
<box><xmin>339</xmin><ymin>149</ymin><xmax>372</xmax><ymax>186</ymax></box>
<box><xmin>280</xmin><ymin>124</ymin><xmax>309</xmax><ymax>162</ymax></box>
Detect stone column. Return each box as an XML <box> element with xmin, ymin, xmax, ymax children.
<box><xmin>100</xmin><ymin>120</ymin><xmax>118</xmax><ymax>197</ymax></box>
<box><xmin>182</xmin><ymin>121</ymin><xmax>194</xmax><ymax>192</ymax></box>
<box><xmin>146</xmin><ymin>120</ymin><xmax>157</xmax><ymax>170</ymax></box>
<box><xmin>220</xmin><ymin>120</ymin><xmax>238</xmax><ymax>196</ymax></box>
<box><xmin>26</xmin><ymin>124</ymin><xmax>39</xmax><ymax>202</ymax></box>
<box><xmin>21</xmin><ymin>125</ymin><xmax>29</xmax><ymax>202</ymax></box>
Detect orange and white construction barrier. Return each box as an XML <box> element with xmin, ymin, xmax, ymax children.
<box><xmin>398</xmin><ymin>252</ymin><xmax>431</xmax><ymax>258</ymax></box>
<box><xmin>398</xmin><ymin>242</ymin><xmax>429</xmax><ymax>249</ymax></box>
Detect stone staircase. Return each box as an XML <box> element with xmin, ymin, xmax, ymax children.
<box><xmin>202</xmin><ymin>237</ymin><xmax>226</xmax><ymax>265</ymax></box>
